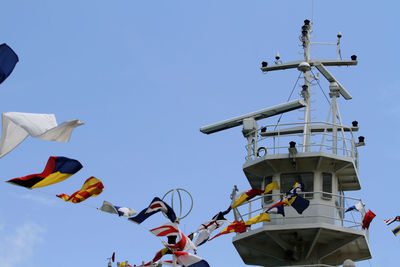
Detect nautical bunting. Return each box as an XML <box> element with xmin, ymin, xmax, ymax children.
<box><xmin>0</xmin><ymin>43</ymin><xmax>18</xmax><ymax>85</ymax></box>
<box><xmin>57</xmin><ymin>177</ymin><xmax>104</xmax><ymax>203</ymax></box>
<box><xmin>174</xmin><ymin>251</ymin><xmax>210</xmax><ymax>267</ymax></box>
<box><xmin>265</xmin><ymin>202</ymin><xmax>285</xmax><ymax>216</ymax></box>
<box><xmin>144</xmin><ymin>248</ymin><xmax>172</xmax><ymax>266</ymax></box>
<box><xmin>99</xmin><ymin>200</ymin><xmax>136</xmax><ymax>217</ymax></box>
<box><xmin>164</xmin><ymin>232</ymin><xmax>197</xmax><ymax>252</ymax></box>
<box><xmin>392</xmin><ymin>225</ymin><xmax>400</xmax><ymax>236</ymax></box>
<box><xmin>231</xmin><ymin>181</ymin><xmax>279</xmax><ymax>208</ymax></box>
<box><xmin>208</xmin><ymin>220</ymin><xmax>247</xmax><ymax>241</ymax></box>
<box><xmin>190</xmin><ymin>207</ymin><xmax>231</xmax><ymax>247</ymax></box>
<box><xmin>150</xmin><ymin>222</ymin><xmax>180</xmax><ymax>237</ymax></box>
<box><xmin>289</xmin><ymin>195</ymin><xmax>310</xmax><ymax>215</ymax></box>
<box><xmin>345</xmin><ymin>201</ymin><xmax>365</xmax><ymax>213</ymax></box>
<box><xmin>245</xmin><ymin>212</ymin><xmax>270</xmax><ymax>226</ymax></box>
<box><xmin>7</xmin><ymin>156</ymin><xmax>82</xmax><ymax>189</ymax></box>
<box><xmin>0</xmin><ymin>112</ymin><xmax>83</xmax><ymax>158</ymax></box>
<box><xmin>128</xmin><ymin>197</ymin><xmax>176</xmax><ymax>224</ymax></box>
<box><xmin>385</xmin><ymin>216</ymin><xmax>400</xmax><ymax>226</ymax></box>
<box><xmin>362</xmin><ymin>210</ymin><xmax>376</xmax><ymax>230</ymax></box>
<box><xmin>265</xmin><ymin>182</ymin><xmax>309</xmax><ymax>216</ymax></box>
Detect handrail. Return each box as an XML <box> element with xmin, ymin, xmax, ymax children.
<box><xmin>244</xmin><ymin>121</ymin><xmax>358</xmax><ymax>161</ymax></box>
<box><xmin>233</xmin><ymin>191</ymin><xmax>365</xmax><ymax>231</ymax></box>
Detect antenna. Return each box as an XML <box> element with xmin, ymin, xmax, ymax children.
<box><xmin>200</xmin><ymin>99</ymin><xmax>306</xmax><ymax>135</ymax></box>
<box><xmin>311</xmin><ymin>0</ymin><xmax>314</xmax><ymax>24</ymax></box>
<box><xmin>314</xmin><ymin>62</ymin><xmax>352</xmax><ymax>100</ymax></box>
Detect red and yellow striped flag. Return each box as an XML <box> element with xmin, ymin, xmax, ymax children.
<box><xmin>57</xmin><ymin>176</ymin><xmax>103</xmax><ymax>203</ymax></box>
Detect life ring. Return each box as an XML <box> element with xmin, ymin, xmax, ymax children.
<box><xmin>257</xmin><ymin>147</ymin><xmax>267</xmax><ymax>157</ymax></box>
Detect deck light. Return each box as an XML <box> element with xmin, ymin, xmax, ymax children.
<box><xmin>351</xmin><ymin>55</ymin><xmax>357</xmax><ymax>60</ymax></box>
<box><xmin>337</xmin><ymin>31</ymin><xmax>342</xmax><ymax>38</ymax></box>
<box><xmin>261</xmin><ymin>127</ymin><xmax>267</xmax><ymax>133</ymax></box>
<box><xmin>352</xmin><ymin>121</ymin><xmax>358</xmax><ymax>127</ymax></box>
<box><xmin>355</xmin><ymin>136</ymin><xmax>365</xmax><ymax>147</ymax></box>
<box><xmin>261</xmin><ymin>61</ymin><xmax>268</xmax><ymax>68</ymax></box>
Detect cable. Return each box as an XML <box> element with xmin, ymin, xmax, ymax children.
<box><xmin>311</xmin><ymin>69</ymin><xmax>331</xmax><ymax>106</ymax></box>
<box><xmin>273</xmin><ymin>72</ymin><xmax>302</xmax><ymax>131</ymax></box>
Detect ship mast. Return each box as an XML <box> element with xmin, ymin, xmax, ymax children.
<box><xmin>301</xmin><ymin>19</ymin><xmax>312</xmax><ymax>152</ymax></box>
<box><xmin>200</xmin><ymin>19</ymin><xmax>371</xmax><ymax>267</ymax></box>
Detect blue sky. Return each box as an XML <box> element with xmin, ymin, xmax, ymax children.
<box><xmin>0</xmin><ymin>1</ymin><xmax>399</xmax><ymax>266</ymax></box>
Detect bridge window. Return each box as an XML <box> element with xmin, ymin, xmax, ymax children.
<box><xmin>322</xmin><ymin>173</ymin><xmax>332</xmax><ymax>199</ymax></box>
<box><xmin>280</xmin><ymin>172</ymin><xmax>314</xmax><ymax>199</ymax></box>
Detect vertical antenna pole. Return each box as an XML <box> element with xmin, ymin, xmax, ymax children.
<box><xmin>301</xmin><ymin>20</ymin><xmax>312</xmax><ymax>152</ymax></box>
<box><xmin>331</xmin><ymin>94</ymin><xmax>338</xmax><ymax>154</ymax></box>
<box><xmin>329</xmin><ymin>82</ymin><xmax>340</xmax><ymax>154</ymax></box>
<box><xmin>312</xmin><ymin>0</ymin><xmax>314</xmax><ymax>24</ymax></box>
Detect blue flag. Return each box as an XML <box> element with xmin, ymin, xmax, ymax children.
<box><xmin>0</xmin><ymin>44</ymin><xmax>18</xmax><ymax>85</ymax></box>
<box><xmin>290</xmin><ymin>195</ymin><xmax>310</xmax><ymax>214</ymax></box>
<box><xmin>393</xmin><ymin>225</ymin><xmax>400</xmax><ymax>236</ymax></box>
<box><xmin>128</xmin><ymin>197</ymin><xmax>176</xmax><ymax>224</ymax></box>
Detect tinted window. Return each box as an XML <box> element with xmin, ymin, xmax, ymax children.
<box><xmin>322</xmin><ymin>173</ymin><xmax>332</xmax><ymax>199</ymax></box>
<box><xmin>280</xmin><ymin>172</ymin><xmax>314</xmax><ymax>199</ymax></box>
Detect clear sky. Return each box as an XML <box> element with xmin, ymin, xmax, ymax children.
<box><xmin>0</xmin><ymin>1</ymin><xmax>399</xmax><ymax>266</ymax></box>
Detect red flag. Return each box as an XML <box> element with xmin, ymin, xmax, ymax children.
<box><xmin>362</xmin><ymin>210</ymin><xmax>376</xmax><ymax>229</ymax></box>
<box><xmin>208</xmin><ymin>220</ymin><xmax>247</xmax><ymax>241</ymax></box>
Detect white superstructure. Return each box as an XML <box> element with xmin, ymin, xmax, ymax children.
<box><xmin>201</xmin><ymin>20</ymin><xmax>370</xmax><ymax>267</ymax></box>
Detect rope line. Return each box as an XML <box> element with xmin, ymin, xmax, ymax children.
<box><xmin>273</xmin><ymin>72</ymin><xmax>302</xmax><ymax>131</ymax></box>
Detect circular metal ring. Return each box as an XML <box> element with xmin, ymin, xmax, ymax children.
<box><xmin>162</xmin><ymin>188</ymin><xmax>193</xmax><ymax>220</ymax></box>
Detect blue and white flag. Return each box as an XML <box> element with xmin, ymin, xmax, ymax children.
<box><xmin>266</xmin><ymin>203</ymin><xmax>285</xmax><ymax>217</ymax></box>
<box><xmin>99</xmin><ymin>200</ymin><xmax>136</xmax><ymax>217</ymax></box>
<box><xmin>174</xmin><ymin>251</ymin><xmax>210</xmax><ymax>267</ymax></box>
<box><xmin>385</xmin><ymin>216</ymin><xmax>400</xmax><ymax>226</ymax></box>
<box><xmin>128</xmin><ymin>197</ymin><xmax>176</xmax><ymax>224</ymax></box>
<box><xmin>345</xmin><ymin>201</ymin><xmax>364</xmax><ymax>213</ymax></box>
<box><xmin>0</xmin><ymin>43</ymin><xmax>18</xmax><ymax>85</ymax></box>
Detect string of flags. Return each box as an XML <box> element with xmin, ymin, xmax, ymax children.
<box><xmin>3</xmin><ymin>152</ymin><xmax>381</xmax><ymax>266</ymax></box>
<box><xmin>384</xmin><ymin>216</ymin><xmax>400</xmax><ymax>236</ymax></box>
<box><xmin>6</xmin><ymin>156</ymin><xmax>104</xmax><ymax>204</ymax></box>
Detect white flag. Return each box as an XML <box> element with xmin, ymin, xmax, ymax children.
<box><xmin>0</xmin><ymin>112</ymin><xmax>83</xmax><ymax>158</ymax></box>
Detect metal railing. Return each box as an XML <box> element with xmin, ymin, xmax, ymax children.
<box><xmin>244</xmin><ymin>121</ymin><xmax>358</xmax><ymax>162</ymax></box>
<box><xmin>233</xmin><ymin>191</ymin><xmax>365</xmax><ymax>231</ymax></box>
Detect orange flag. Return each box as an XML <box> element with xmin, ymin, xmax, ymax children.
<box><xmin>57</xmin><ymin>177</ymin><xmax>103</xmax><ymax>203</ymax></box>
<box><xmin>208</xmin><ymin>220</ymin><xmax>247</xmax><ymax>241</ymax></box>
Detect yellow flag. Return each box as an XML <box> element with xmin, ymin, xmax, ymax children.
<box><xmin>231</xmin><ymin>194</ymin><xmax>249</xmax><ymax>209</ymax></box>
<box><xmin>264</xmin><ymin>181</ymin><xmax>279</xmax><ymax>194</ymax></box>
<box><xmin>245</xmin><ymin>212</ymin><xmax>271</xmax><ymax>226</ymax></box>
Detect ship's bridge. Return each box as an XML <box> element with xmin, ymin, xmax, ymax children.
<box><xmin>231</xmin><ymin>122</ymin><xmax>371</xmax><ymax>267</ymax></box>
